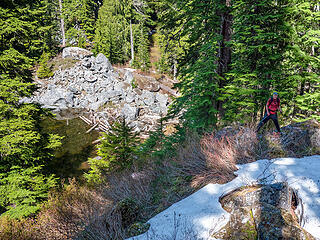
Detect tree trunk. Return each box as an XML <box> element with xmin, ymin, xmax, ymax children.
<box><xmin>130</xmin><ymin>20</ymin><xmax>134</xmax><ymax>65</ymax></box>
<box><xmin>59</xmin><ymin>0</ymin><xmax>66</xmax><ymax>47</ymax></box>
<box><xmin>173</xmin><ymin>56</ymin><xmax>177</xmax><ymax>81</ymax></box>
<box><xmin>216</xmin><ymin>0</ymin><xmax>232</xmax><ymax>114</ymax></box>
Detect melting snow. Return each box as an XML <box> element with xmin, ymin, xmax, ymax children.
<box><xmin>127</xmin><ymin>155</ymin><xmax>320</xmax><ymax>240</ymax></box>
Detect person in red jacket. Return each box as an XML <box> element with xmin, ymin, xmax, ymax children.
<box><xmin>256</xmin><ymin>92</ymin><xmax>282</xmax><ymax>134</ymax></box>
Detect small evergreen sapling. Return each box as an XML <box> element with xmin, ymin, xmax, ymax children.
<box><xmin>85</xmin><ymin>117</ymin><xmax>140</xmax><ymax>183</ymax></box>
<box><xmin>36</xmin><ymin>51</ymin><xmax>53</xmax><ymax>79</ymax></box>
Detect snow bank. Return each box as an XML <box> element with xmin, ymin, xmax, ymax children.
<box><xmin>127</xmin><ymin>155</ymin><xmax>320</xmax><ymax>240</ymax></box>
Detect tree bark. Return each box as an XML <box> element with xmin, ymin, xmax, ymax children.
<box><xmin>216</xmin><ymin>0</ymin><xmax>232</xmax><ymax>114</ymax></box>
<box><xmin>59</xmin><ymin>0</ymin><xmax>66</xmax><ymax>47</ymax></box>
<box><xmin>130</xmin><ymin>20</ymin><xmax>134</xmax><ymax>65</ymax></box>
<box><xmin>173</xmin><ymin>56</ymin><xmax>177</xmax><ymax>81</ymax></box>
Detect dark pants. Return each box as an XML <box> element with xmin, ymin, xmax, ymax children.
<box><xmin>257</xmin><ymin>112</ymin><xmax>281</xmax><ymax>133</ymax></box>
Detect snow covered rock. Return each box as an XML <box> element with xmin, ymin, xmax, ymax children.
<box><xmin>214</xmin><ymin>182</ymin><xmax>315</xmax><ymax>239</ymax></box>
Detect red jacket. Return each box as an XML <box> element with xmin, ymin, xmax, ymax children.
<box><xmin>267</xmin><ymin>97</ymin><xmax>280</xmax><ymax>114</ymax></box>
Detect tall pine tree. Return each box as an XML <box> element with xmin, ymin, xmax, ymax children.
<box><xmin>0</xmin><ymin>0</ymin><xmax>61</xmax><ymax>218</ymax></box>
<box><xmin>222</xmin><ymin>0</ymin><xmax>294</xmax><ymax>122</ymax></box>
<box><xmin>162</xmin><ymin>0</ymin><xmax>231</xmax><ymax>132</ymax></box>
<box><xmin>94</xmin><ymin>0</ymin><xmax>152</xmax><ymax>67</ymax></box>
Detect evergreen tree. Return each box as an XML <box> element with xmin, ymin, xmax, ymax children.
<box><xmin>37</xmin><ymin>51</ymin><xmax>54</xmax><ymax>79</ymax></box>
<box><xmin>94</xmin><ymin>0</ymin><xmax>130</xmax><ymax>63</ymax></box>
<box><xmin>85</xmin><ymin>117</ymin><xmax>140</xmax><ymax>183</ymax></box>
<box><xmin>0</xmin><ymin>166</ymin><xmax>57</xmax><ymax>218</ymax></box>
<box><xmin>133</xmin><ymin>25</ymin><xmax>151</xmax><ymax>70</ymax></box>
<box><xmin>221</xmin><ymin>0</ymin><xmax>294</xmax><ymax>122</ymax></box>
<box><xmin>283</xmin><ymin>1</ymin><xmax>320</xmax><ymax>121</ymax></box>
<box><xmin>62</xmin><ymin>0</ymin><xmax>99</xmax><ymax>47</ymax></box>
<box><xmin>0</xmin><ymin>0</ymin><xmax>61</xmax><ymax>218</ymax></box>
<box><xmin>162</xmin><ymin>0</ymin><xmax>231</xmax><ymax>132</ymax></box>
<box><xmin>94</xmin><ymin>0</ymin><xmax>152</xmax><ymax>67</ymax></box>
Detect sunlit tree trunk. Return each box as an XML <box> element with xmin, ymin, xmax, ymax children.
<box><xmin>59</xmin><ymin>0</ymin><xmax>66</xmax><ymax>47</ymax></box>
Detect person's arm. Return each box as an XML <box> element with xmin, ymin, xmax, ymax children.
<box><xmin>266</xmin><ymin>99</ymin><xmax>270</xmax><ymax>115</ymax></box>
<box><xmin>279</xmin><ymin>103</ymin><xmax>282</xmax><ymax>113</ymax></box>
<box><xmin>266</xmin><ymin>102</ymin><xmax>270</xmax><ymax>115</ymax></box>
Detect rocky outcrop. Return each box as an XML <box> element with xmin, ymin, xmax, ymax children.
<box><xmin>22</xmin><ymin>48</ymin><xmax>175</xmax><ymax>134</ymax></box>
<box><xmin>62</xmin><ymin>47</ymin><xmax>93</xmax><ymax>59</ymax></box>
<box><xmin>214</xmin><ymin>120</ymin><xmax>320</xmax><ymax>159</ymax></box>
<box><xmin>213</xmin><ymin>182</ymin><xmax>315</xmax><ymax>239</ymax></box>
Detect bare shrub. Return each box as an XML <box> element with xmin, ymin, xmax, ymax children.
<box><xmin>172</xmin><ymin>126</ymin><xmax>259</xmax><ymax>188</ymax></box>
<box><xmin>37</xmin><ymin>178</ymin><xmax>110</xmax><ymax>240</ymax></box>
<box><xmin>0</xmin><ymin>216</ymin><xmax>41</xmax><ymax>240</ymax></box>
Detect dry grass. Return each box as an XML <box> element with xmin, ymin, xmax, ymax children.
<box><xmin>0</xmin><ymin>216</ymin><xmax>41</xmax><ymax>240</ymax></box>
<box><xmin>36</xmin><ymin>178</ymin><xmax>110</xmax><ymax>240</ymax></box>
<box><xmin>171</xmin><ymin>127</ymin><xmax>259</xmax><ymax>188</ymax></box>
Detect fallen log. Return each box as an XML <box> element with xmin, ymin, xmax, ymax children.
<box><xmin>79</xmin><ymin>116</ymin><xmax>92</xmax><ymax>125</ymax></box>
<box><xmin>86</xmin><ymin>123</ymin><xmax>99</xmax><ymax>133</ymax></box>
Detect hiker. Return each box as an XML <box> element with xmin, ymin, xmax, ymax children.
<box><xmin>256</xmin><ymin>92</ymin><xmax>282</xmax><ymax>134</ymax></box>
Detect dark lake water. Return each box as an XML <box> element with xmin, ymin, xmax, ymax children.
<box><xmin>41</xmin><ymin>115</ymin><xmax>100</xmax><ymax>178</ymax></box>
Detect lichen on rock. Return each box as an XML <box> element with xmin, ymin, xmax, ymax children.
<box><xmin>213</xmin><ymin>182</ymin><xmax>315</xmax><ymax>240</ymax></box>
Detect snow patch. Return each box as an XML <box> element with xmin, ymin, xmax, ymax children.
<box><xmin>127</xmin><ymin>155</ymin><xmax>320</xmax><ymax>240</ymax></box>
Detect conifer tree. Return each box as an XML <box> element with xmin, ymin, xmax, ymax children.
<box><xmin>283</xmin><ymin>1</ymin><xmax>320</xmax><ymax>121</ymax></box>
<box><xmin>221</xmin><ymin>0</ymin><xmax>294</xmax><ymax>122</ymax></box>
<box><xmin>0</xmin><ymin>0</ymin><xmax>61</xmax><ymax>218</ymax></box>
<box><xmin>133</xmin><ymin>25</ymin><xmax>151</xmax><ymax>70</ymax></box>
<box><xmin>85</xmin><ymin>117</ymin><xmax>140</xmax><ymax>183</ymax></box>
<box><xmin>94</xmin><ymin>0</ymin><xmax>152</xmax><ymax>67</ymax></box>
<box><xmin>37</xmin><ymin>51</ymin><xmax>54</xmax><ymax>79</ymax></box>
<box><xmin>0</xmin><ymin>166</ymin><xmax>57</xmax><ymax>218</ymax></box>
<box><xmin>162</xmin><ymin>0</ymin><xmax>231</xmax><ymax>132</ymax></box>
<box><xmin>62</xmin><ymin>0</ymin><xmax>98</xmax><ymax>47</ymax></box>
<box><xmin>94</xmin><ymin>0</ymin><xmax>130</xmax><ymax>63</ymax></box>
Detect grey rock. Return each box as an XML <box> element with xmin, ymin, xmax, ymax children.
<box><xmin>38</xmin><ymin>87</ymin><xmax>69</xmax><ymax>108</ymax></box>
<box><xmin>121</xmin><ymin>104</ymin><xmax>138</xmax><ymax>120</ymax></box>
<box><xmin>86</xmin><ymin>95</ymin><xmax>98</xmax><ymax>103</ymax></box>
<box><xmin>97</xmin><ymin>91</ymin><xmax>112</xmax><ymax>102</ymax></box>
<box><xmin>82</xmin><ymin>59</ymin><xmax>91</xmax><ymax>68</ymax></box>
<box><xmin>155</xmin><ymin>92</ymin><xmax>168</xmax><ymax>106</ymax></box>
<box><xmin>124</xmin><ymin>70</ymin><xmax>134</xmax><ymax>84</ymax></box>
<box><xmin>65</xmin><ymin>92</ymin><xmax>74</xmax><ymax>107</ymax></box>
<box><xmin>133</xmin><ymin>88</ymin><xmax>142</xmax><ymax>96</ymax></box>
<box><xmin>134</xmin><ymin>73</ymin><xmax>160</xmax><ymax>92</ymax></box>
<box><xmin>149</xmin><ymin>103</ymin><xmax>161</xmax><ymax>114</ymax></box>
<box><xmin>214</xmin><ymin>183</ymin><xmax>315</xmax><ymax>240</ymax></box>
<box><xmin>99</xmin><ymin>77</ymin><xmax>113</xmax><ymax>89</ymax></box>
<box><xmin>95</xmin><ymin>53</ymin><xmax>112</xmax><ymax>71</ymax></box>
<box><xmin>92</xmin><ymin>63</ymin><xmax>102</xmax><ymax>72</ymax></box>
<box><xmin>125</xmin><ymin>91</ymin><xmax>135</xmax><ymax>103</ymax></box>
<box><xmin>79</xmin><ymin>99</ymin><xmax>89</xmax><ymax>109</ymax></box>
<box><xmin>141</xmin><ymin>90</ymin><xmax>155</xmax><ymax>106</ymax></box>
<box><xmin>55</xmin><ymin>98</ymin><xmax>68</xmax><ymax>109</ymax></box>
<box><xmin>74</xmin><ymin>97</ymin><xmax>80</xmax><ymax>107</ymax></box>
<box><xmin>84</xmin><ymin>71</ymin><xmax>98</xmax><ymax>83</ymax></box>
<box><xmin>62</xmin><ymin>47</ymin><xmax>93</xmax><ymax>59</ymax></box>
<box><xmin>68</xmin><ymin>86</ymin><xmax>80</xmax><ymax>95</ymax></box>
<box><xmin>114</xmin><ymin>82</ymin><xmax>125</xmax><ymax>95</ymax></box>
<box><xmin>89</xmin><ymin>101</ymin><xmax>105</xmax><ymax>111</ymax></box>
